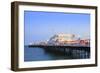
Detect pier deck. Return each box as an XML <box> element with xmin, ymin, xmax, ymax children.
<box><xmin>28</xmin><ymin>45</ymin><xmax>90</xmax><ymax>52</ymax></box>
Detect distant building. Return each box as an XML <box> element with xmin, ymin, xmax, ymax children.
<box><xmin>39</xmin><ymin>41</ymin><xmax>47</xmax><ymax>45</ymax></box>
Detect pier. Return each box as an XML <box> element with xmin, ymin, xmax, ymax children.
<box><xmin>27</xmin><ymin>33</ymin><xmax>90</xmax><ymax>57</ymax></box>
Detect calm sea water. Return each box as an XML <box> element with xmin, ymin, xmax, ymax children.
<box><xmin>24</xmin><ymin>46</ymin><xmax>90</xmax><ymax>62</ymax></box>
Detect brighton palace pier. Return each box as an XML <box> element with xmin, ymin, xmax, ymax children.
<box><xmin>28</xmin><ymin>34</ymin><xmax>90</xmax><ymax>55</ymax></box>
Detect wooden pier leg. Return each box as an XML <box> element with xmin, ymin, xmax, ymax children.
<box><xmin>64</xmin><ymin>48</ymin><xmax>66</xmax><ymax>55</ymax></box>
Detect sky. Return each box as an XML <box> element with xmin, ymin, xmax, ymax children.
<box><xmin>24</xmin><ymin>11</ymin><xmax>90</xmax><ymax>45</ymax></box>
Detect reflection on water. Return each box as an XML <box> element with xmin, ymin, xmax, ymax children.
<box><xmin>24</xmin><ymin>46</ymin><xmax>90</xmax><ymax>61</ymax></box>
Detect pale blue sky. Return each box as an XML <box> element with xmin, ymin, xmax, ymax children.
<box><xmin>24</xmin><ymin>11</ymin><xmax>90</xmax><ymax>45</ymax></box>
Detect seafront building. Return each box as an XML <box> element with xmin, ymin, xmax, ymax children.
<box><xmin>47</xmin><ymin>34</ymin><xmax>80</xmax><ymax>45</ymax></box>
